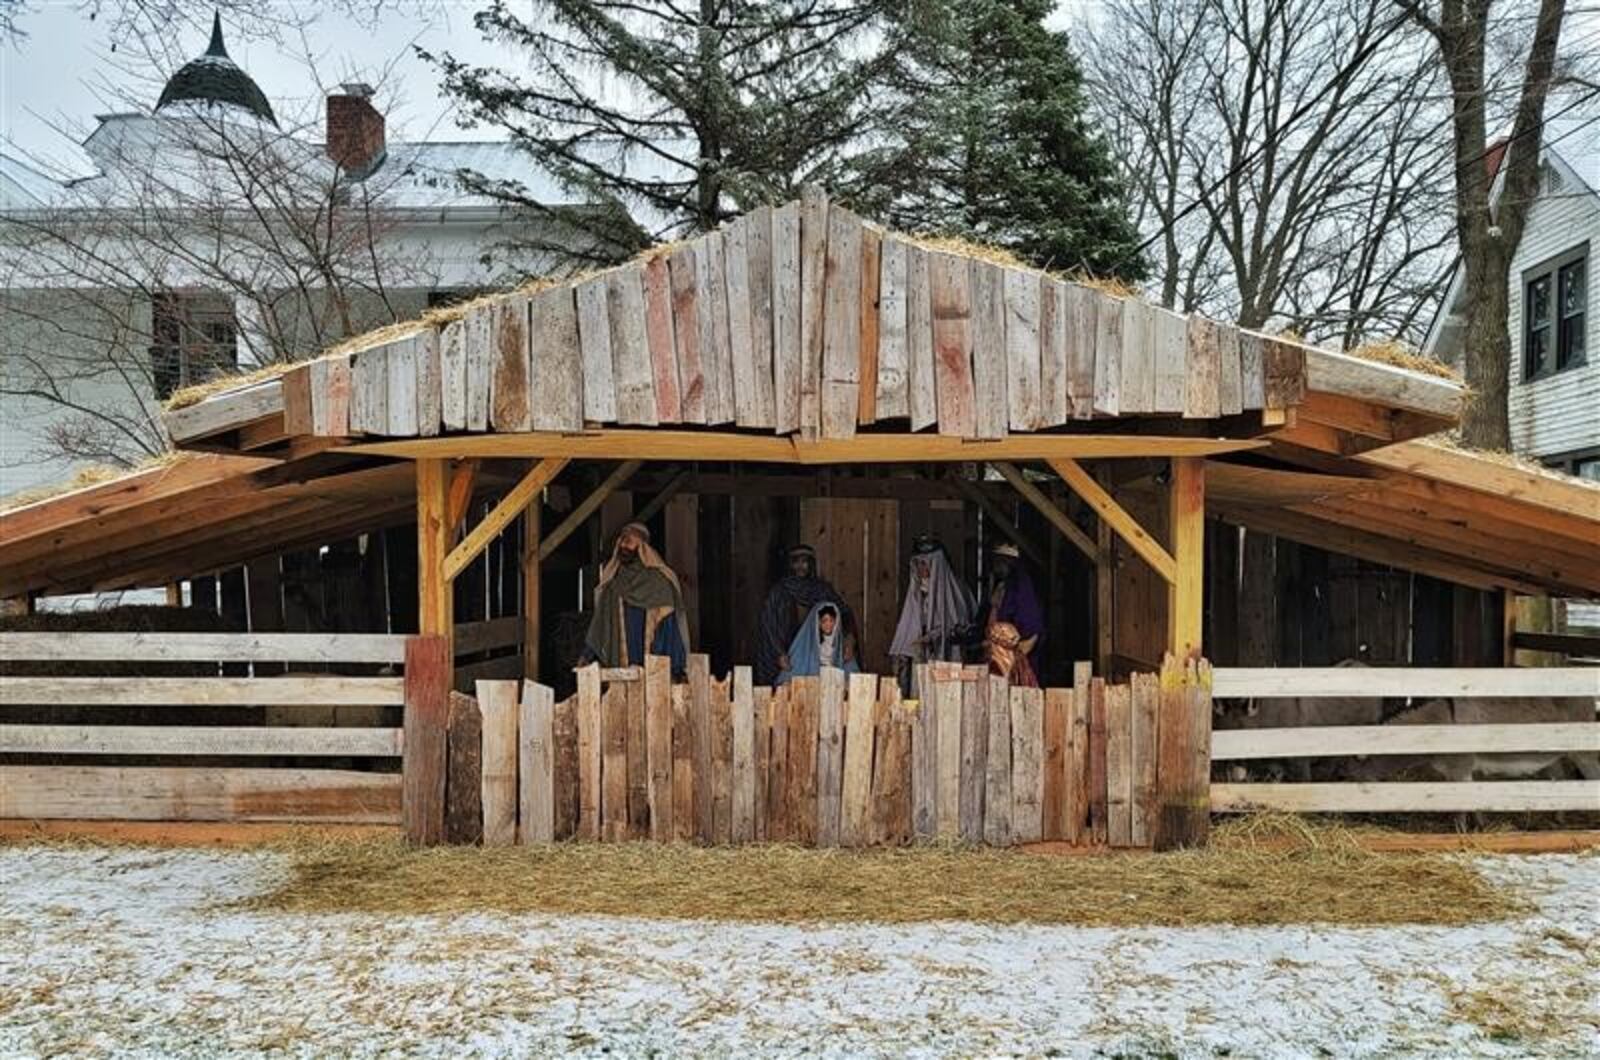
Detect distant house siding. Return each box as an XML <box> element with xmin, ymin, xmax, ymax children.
<box><xmin>1506</xmin><ymin>174</ymin><xmax>1600</xmax><ymax>461</ymax></box>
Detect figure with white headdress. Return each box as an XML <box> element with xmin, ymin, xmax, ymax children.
<box><xmin>889</xmin><ymin>534</ymin><xmax>978</xmax><ymax>690</ymax></box>
<box><xmin>582</xmin><ymin>522</ymin><xmax>691</xmax><ymax>677</ymax></box>
<box><xmin>979</xmin><ymin>541</ymin><xmax>1044</xmax><ymax>686</ymax></box>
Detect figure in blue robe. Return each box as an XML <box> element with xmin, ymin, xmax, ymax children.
<box><xmin>775</xmin><ymin>602</ymin><xmax>859</xmax><ymax>685</ymax></box>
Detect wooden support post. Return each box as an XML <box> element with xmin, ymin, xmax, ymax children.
<box><xmin>523</xmin><ymin>497</ymin><xmax>541</xmax><ymax>681</ymax></box>
<box><xmin>538</xmin><ymin>459</ymin><xmax>644</xmax><ymax>561</ymax></box>
<box><xmin>1167</xmin><ymin>457</ymin><xmax>1205</xmax><ymax>660</ymax></box>
<box><xmin>416</xmin><ymin>460</ymin><xmax>452</xmax><ymax>645</ymax></box>
<box><xmin>991</xmin><ymin>461</ymin><xmax>1098</xmax><ymax>563</ymax></box>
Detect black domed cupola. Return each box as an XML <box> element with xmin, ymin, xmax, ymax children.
<box><xmin>155</xmin><ymin>13</ymin><xmax>277</xmax><ymax>127</ymax></box>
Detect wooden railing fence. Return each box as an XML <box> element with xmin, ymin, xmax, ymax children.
<box><xmin>1210</xmin><ymin>666</ymin><xmax>1600</xmax><ymax>813</ymax></box>
<box><xmin>0</xmin><ymin>632</ymin><xmax>411</xmax><ymax>824</ymax></box>
<box><xmin>422</xmin><ymin>653</ymin><xmax>1214</xmax><ymax>850</ymax></box>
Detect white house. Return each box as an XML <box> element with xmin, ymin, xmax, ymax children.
<box><xmin>1423</xmin><ymin>114</ymin><xmax>1599</xmax><ymax>481</ymax></box>
<box><xmin>0</xmin><ymin>16</ymin><xmax>568</xmax><ymax>499</ymax></box>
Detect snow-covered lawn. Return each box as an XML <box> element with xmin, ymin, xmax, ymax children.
<box><xmin>1</xmin><ymin>845</ymin><xmax>1595</xmax><ymax>1058</ymax></box>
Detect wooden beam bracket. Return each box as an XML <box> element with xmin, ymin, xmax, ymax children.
<box><xmin>1047</xmin><ymin>458</ymin><xmax>1176</xmax><ymax>584</ymax></box>
<box><xmin>444</xmin><ymin>458</ymin><xmax>568</xmax><ymax>581</ymax></box>
<box><xmin>991</xmin><ymin>462</ymin><xmax>1099</xmax><ymax>563</ymax></box>
<box><xmin>537</xmin><ymin>460</ymin><xmax>644</xmax><ymax>562</ymax></box>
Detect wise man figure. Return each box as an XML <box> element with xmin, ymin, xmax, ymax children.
<box><xmin>979</xmin><ymin>542</ymin><xmax>1044</xmax><ymax>687</ymax></box>
<box><xmin>583</xmin><ymin>522</ymin><xmax>690</xmax><ymax>677</ymax></box>
<box><xmin>889</xmin><ymin>534</ymin><xmax>978</xmax><ymax>692</ymax></box>
<box><xmin>755</xmin><ymin>544</ymin><xmax>855</xmax><ymax>685</ymax></box>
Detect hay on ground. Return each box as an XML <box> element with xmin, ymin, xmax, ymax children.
<box><xmin>237</xmin><ymin>816</ymin><xmax>1520</xmax><ymax>928</ymax></box>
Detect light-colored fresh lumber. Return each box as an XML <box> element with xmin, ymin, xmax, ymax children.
<box><xmin>0</xmin><ymin>765</ymin><xmax>400</xmax><ymax>823</ymax></box>
<box><xmin>1118</xmin><ymin>299</ymin><xmax>1154</xmax><ymax>414</ymax></box>
<box><xmin>1212</xmin><ymin>780</ymin><xmax>1600</xmax><ymax>814</ymax></box>
<box><xmin>0</xmin><ymin>631</ymin><xmax>407</xmax><ymax>664</ymax></box>
<box><xmin>1211</xmin><ymin>722</ymin><xmax>1600</xmax><ymax>760</ymax></box>
<box><xmin>992</xmin><ymin>461</ymin><xmax>1098</xmax><ymax>563</ymax></box>
<box><xmin>0</xmin><ymin>725</ymin><xmax>401</xmax><ymax>757</ymax></box>
<box><xmin>444</xmin><ymin>457</ymin><xmax>569</xmax><ymax>581</ymax></box>
<box><xmin>0</xmin><ymin>675</ymin><xmax>403</xmax><ymax>707</ymax></box>
<box><xmin>1211</xmin><ymin>666</ymin><xmax>1600</xmax><ymax>699</ymax></box>
<box><xmin>1167</xmin><ymin>457</ymin><xmax>1205</xmax><ymax>659</ymax></box>
<box><xmin>1303</xmin><ymin>344</ymin><xmax>1461</xmax><ymax>418</ymax></box>
<box><xmin>417</xmin><ymin>458</ymin><xmax>452</xmax><ymax>638</ymax></box>
<box><xmin>1048</xmin><ymin>457</ymin><xmax>1176</xmax><ymax>583</ymax></box>
<box><xmin>518</xmin><ymin>681</ymin><xmax>556</xmax><ymax>844</ymax></box>
<box><xmin>935</xmin><ymin>670</ymin><xmax>962</xmax><ymax>839</ymax></box>
<box><xmin>535</xmin><ymin>459</ymin><xmax>641</xmax><ymax>562</ymax></box>
<box><xmin>477</xmin><ymin>679</ymin><xmax>519</xmax><ymax>846</ymax></box>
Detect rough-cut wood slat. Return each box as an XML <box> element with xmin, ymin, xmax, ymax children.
<box><xmin>766</xmin><ymin>684</ymin><xmax>790</xmax><ymax>841</ymax></box>
<box><xmin>1004</xmin><ymin>268</ymin><xmax>1042</xmax><ymax>431</ymax></box>
<box><xmin>671</xmin><ymin>682</ymin><xmax>694</xmax><ymax>841</ymax></box>
<box><xmin>444</xmin><ymin>691</ymin><xmax>482</xmax><ymax>844</ymax></box>
<box><xmin>910</xmin><ymin>666</ymin><xmax>936</xmax><ymax>839</ymax></box>
<box><xmin>402</xmin><ymin>636</ymin><xmax>449</xmax><ymax>845</ymax></box>
<box><xmin>1104</xmin><ymin>681</ymin><xmax>1132</xmax><ymax>846</ymax></box>
<box><xmin>519</xmin><ymin>682</ymin><xmax>555</xmax><ymax>844</ymax></box>
<box><xmin>1041</xmin><ymin>686</ymin><xmax>1068</xmax><ymax>841</ymax></box>
<box><xmin>752</xmin><ymin>684</ymin><xmax>771</xmax><ymax>841</ymax></box>
<box><xmin>0</xmin><ymin>723</ymin><xmax>405</xmax><ymax>759</ymax></box>
<box><xmin>646</xmin><ymin>653</ymin><xmax>674</xmax><ymax>840</ymax></box>
<box><xmin>1040</xmin><ymin>277</ymin><xmax>1068</xmax><ymax>427</ymax></box>
<box><xmin>699</xmin><ymin>230</ymin><xmax>736</xmax><ymax>425</ymax></box>
<box><xmin>983</xmin><ymin>676</ymin><xmax>1013</xmax><ymax>845</ymax></box>
<box><xmin>464</xmin><ymin>307</ymin><xmax>492</xmax><ymax>431</ymax></box>
<box><xmin>414</xmin><ymin>330</ymin><xmax>442</xmax><ymax>437</ymax></box>
<box><xmin>906</xmin><ymin>243</ymin><xmax>937</xmax><ymax>431</ymax></box>
<box><xmin>311</xmin><ymin>353</ymin><xmax>352</xmax><ymax>437</ymax></box>
<box><xmin>553</xmin><ymin>693</ymin><xmax>579</xmax><ymax>840</ymax></box>
<box><xmin>724</xmin><ymin>214</ymin><xmax>759</xmax><ymax>428</ymax></box>
<box><xmin>689</xmin><ymin>654</ymin><xmax>713</xmax><ymax>843</ymax></box>
<box><xmin>816</xmin><ymin>666</ymin><xmax>845</xmax><ymax>846</ymax></box>
<box><xmin>477</xmin><ymin>679</ymin><xmax>519</xmax><ymax>846</ymax></box>
<box><xmin>1088</xmin><ymin>676</ymin><xmax>1108</xmax><ymax>845</ymax></box>
<box><xmin>798</xmin><ymin>187</ymin><xmax>829</xmax><ymax>438</ymax></box>
<box><xmin>440</xmin><ymin>319</ymin><xmax>467</xmax><ymax>431</ymax></box>
<box><xmin>1262</xmin><ymin>335</ymin><xmax>1308</xmax><ymax>409</ymax></box>
<box><xmin>1216</xmin><ymin>322</ymin><xmax>1244</xmax><ymax>416</ymax></box>
<box><xmin>1184</xmin><ymin>315</ymin><xmax>1222</xmax><ymax>419</ymax></box>
<box><xmin>877</xmin><ymin>236</ymin><xmax>910</xmax><ymax>421</ymax></box>
<box><xmin>935</xmin><ymin>669</ymin><xmax>963</xmax><ymax>839</ymax></box>
<box><xmin>576</xmin><ymin>663</ymin><xmax>601</xmax><ymax>839</ymax></box>
<box><xmin>1067</xmin><ymin>661</ymin><xmax>1091</xmax><ymax>844</ymax></box>
<box><xmin>1010</xmin><ymin>686</ymin><xmax>1044</xmax><ymax>844</ymax></box>
<box><xmin>822</xmin><ymin>207</ymin><xmax>863</xmax><ymax>439</ymax></box>
<box><xmin>0</xmin><ymin>631</ymin><xmax>408</xmax><ymax>664</ymax></box>
<box><xmin>858</xmin><ymin>224</ymin><xmax>882</xmax><ymax>424</ymax></box>
<box><xmin>930</xmin><ymin>253</ymin><xmax>976</xmax><ymax>438</ymax></box>
<box><xmin>1065</xmin><ymin>284</ymin><xmax>1097</xmax><ymax>419</ymax></box>
<box><xmin>1239</xmin><ymin>330</ymin><xmax>1266</xmax><ymax>409</ymax></box>
<box><xmin>1213</xmin><ymin>780</ymin><xmax>1600</xmax><ymax>813</ymax></box>
<box><xmin>529</xmin><ymin>286</ymin><xmax>585</xmax><ymax>431</ymax></box>
<box><xmin>601</xmin><ymin>682</ymin><xmax>629</xmax><ymax>841</ymax></box>
<box><xmin>642</xmin><ymin>254</ymin><xmax>682</xmax><ymax>423</ymax></box>
<box><xmin>1130</xmin><ymin>671</ymin><xmax>1159</xmax><ymax>847</ymax></box>
<box><xmin>872</xmin><ymin>678</ymin><xmax>910</xmax><ymax>844</ymax></box>
<box><xmin>0</xmin><ymin>766</ymin><xmax>400</xmax><ymax>824</ymax></box>
<box><xmin>667</xmin><ymin>248</ymin><xmax>705</xmax><ymax>424</ymax></box>
<box><xmin>971</xmin><ymin>261</ymin><xmax>1008</xmax><ymax>440</ymax></box>
<box><xmin>1118</xmin><ymin>299</ymin><xmax>1154</xmax><ymax>414</ymax></box>
<box><xmin>576</xmin><ymin>275</ymin><xmax>619</xmax><ymax>424</ymax></box>
<box><xmin>1152</xmin><ymin>307</ymin><xmax>1188</xmax><ymax>414</ymax></box>
<box><xmin>771</xmin><ymin>201</ymin><xmax>802</xmax><ymax>434</ymax></box>
<box><xmin>490</xmin><ymin>296</ymin><xmax>532</xmax><ymax>432</ymax></box>
<box><xmin>742</xmin><ymin>206</ymin><xmax>777</xmax><ymax>428</ymax></box>
<box><xmin>1092</xmin><ymin>294</ymin><xmax>1123</xmax><ymax>417</ymax></box>
<box><xmin>958</xmin><ymin>669</ymin><xmax>988</xmax><ymax>842</ymax></box>
<box><xmin>787</xmin><ymin>676</ymin><xmax>820</xmax><ymax>844</ymax></box>
<box><xmin>626</xmin><ymin>672</ymin><xmax>650</xmax><ymax>837</ymax></box>
<box><xmin>350</xmin><ymin>345</ymin><xmax>387</xmax><ymax>434</ymax></box>
<box><xmin>841</xmin><ymin>670</ymin><xmax>877</xmax><ymax>846</ymax></box>
<box><xmin>0</xmin><ymin>674</ymin><xmax>414</xmax><ymax>709</ymax></box>
<box><xmin>282</xmin><ymin>364</ymin><xmax>313</xmax><ymax>437</ymax></box>
<box><xmin>385</xmin><ymin>334</ymin><xmax>419</xmax><ymax>437</ymax></box>
<box><xmin>608</xmin><ymin>265</ymin><xmax>658</xmax><ymax>426</ymax></box>
<box><xmin>731</xmin><ymin>666</ymin><xmax>755</xmax><ymax>842</ymax></box>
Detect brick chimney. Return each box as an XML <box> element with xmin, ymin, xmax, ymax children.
<box><xmin>326</xmin><ymin>83</ymin><xmax>385</xmax><ymax>176</ymax></box>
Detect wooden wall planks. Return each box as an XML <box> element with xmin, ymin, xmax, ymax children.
<box><xmin>666</xmin><ymin>247</ymin><xmax>706</xmax><ymax>424</ymax></box>
<box><xmin>529</xmin><ymin>286</ymin><xmax>584</xmax><ymax>431</ymax></box>
<box><xmin>971</xmin><ymin>262</ymin><xmax>1009</xmax><ymax>440</ymax></box>
<box><xmin>930</xmin><ymin>252</ymin><xmax>976</xmax><ymax>438</ymax></box>
<box><xmin>877</xmin><ymin>236</ymin><xmax>910</xmax><ymax>421</ymax></box>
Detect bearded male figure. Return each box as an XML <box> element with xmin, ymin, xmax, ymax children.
<box><xmin>755</xmin><ymin>544</ymin><xmax>855</xmax><ymax>685</ymax></box>
<box><xmin>582</xmin><ymin>522</ymin><xmax>691</xmax><ymax>677</ymax></box>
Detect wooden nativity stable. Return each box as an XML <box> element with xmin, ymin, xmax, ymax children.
<box><xmin>3</xmin><ymin>188</ymin><xmax>1598</xmax><ymax>846</ymax></box>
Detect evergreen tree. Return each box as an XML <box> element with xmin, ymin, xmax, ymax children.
<box><xmin>422</xmin><ymin>0</ymin><xmax>907</xmax><ymax>269</ymax></box>
<box><xmin>854</xmin><ymin>0</ymin><xmax>1146</xmax><ymax>280</ymax></box>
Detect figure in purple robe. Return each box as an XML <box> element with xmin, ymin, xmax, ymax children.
<box><xmin>979</xmin><ymin>542</ymin><xmax>1044</xmax><ymax>685</ymax></box>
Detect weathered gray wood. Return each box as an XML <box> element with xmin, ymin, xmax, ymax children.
<box><xmin>816</xmin><ymin>664</ymin><xmax>845</xmax><ymax>847</ymax></box>
<box><xmin>983</xmin><ymin>676</ymin><xmax>1012</xmax><ymax>845</ymax></box>
<box><xmin>970</xmin><ymin>262</ymin><xmax>1008</xmax><ymax>440</ymax></box>
<box><xmin>798</xmin><ymin>186</ymin><xmax>829</xmax><ymax>437</ymax></box>
<box><xmin>877</xmin><ymin>236</ymin><xmax>910</xmax><ymax>421</ymax></box>
<box><xmin>1184</xmin><ymin>314</ymin><xmax>1222</xmax><ymax>418</ymax></box>
<box><xmin>490</xmin><ymin>296</ymin><xmax>532</xmax><ymax>431</ymax></box>
<box><xmin>477</xmin><ymin>679</ymin><xmax>519</xmax><ymax>846</ymax></box>
<box><xmin>930</xmin><ymin>253</ymin><xmax>976</xmax><ymax>438</ymax></box>
<box><xmin>731</xmin><ymin>666</ymin><xmax>756</xmax><ymax>842</ymax></box>
<box><xmin>518</xmin><ymin>681</ymin><xmax>556</xmax><ymax>843</ymax></box>
<box><xmin>1009</xmin><ymin>686</ymin><xmax>1044</xmax><ymax>844</ymax></box>
<box><xmin>1211</xmin><ymin>666</ymin><xmax>1599</xmax><ymax>698</ymax></box>
<box><xmin>0</xmin><ymin>675</ymin><xmax>404</xmax><ymax>706</ymax></box>
<box><xmin>1213</xmin><ymin>722</ymin><xmax>1600</xmax><ymax>760</ymax></box>
<box><xmin>958</xmin><ymin>672</ymin><xmax>988</xmax><ymax>842</ymax></box>
<box><xmin>1040</xmin><ymin>277</ymin><xmax>1068</xmax><ymax>426</ymax></box>
<box><xmin>910</xmin><ymin>665</ymin><xmax>937</xmax><ymax>838</ymax></box>
<box><xmin>309</xmin><ymin>353</ymin><xmax>351</xmax><ymax>437</ymax></box>
<box><xmin>1217</xmin><ymin>321</ymin><xmax>1244</xmax><ymax>416</ymax></box>
<box><xmin>0</xmin><ymin>724</ymin><xmax>401</xmax><ymax>757</ymax></box>
<box><xmin>529</xmin><ymin>285</ymin><xmax>585</xmax><ymax>431</ymax></box>
<box><xmin>1064</xmin><ymin>283</ymin><xmax>1097</xmax><ymax>419</ymax></box>
<box><xmin>1092</xmin><ymin>293</ymin><xmax>1122</xmax><ymax>416</ymax></box>
<box><xmin>1212</xmin><ymin>780</ymin><xmax>1600</xmax><ymax>814</ymax></box>
<box><xmin>1003</xmin><ymin>268</ymin><xmax>1042</xmax><ymax>431</ymax></box>
<box><xmin>723</xmin><ymin>215</ymin><xmax>762</xmax><ymax>429</ymax></box>
<box><xmin>0</xmin><ymin>766</ymin><xmax>400</xmax><ymax>823</ymax></box>
<box><xmin>414</xmin><ymin>329</ymin><xmax>442</xmax><ymax>437</ymax></box>
<box><xmin>822</xmin><ymin>207</ymin><xmax>863</xmax><ymax>439</ymax></box>
<box><xmin>1152</xmin><ymin>307</ymin><xmax>1188</xmax><ymax>413</ymax></box>
<box><xmin>697</xmin><ymin>229</ymin><xmax>736</xmax><ymax>425</ymax></box>
<box><xmin>642</xmin><ymin>254</ymin><xmax>682</xmax><ymax>423</ymax></box>
<box><xmin>935</xmin><ymin>670</ymin><xmax>962</xmax><ymax>839</ymax></box>
<box><xmin>1118</xmin><ymin>299</ymin><xmax>1154</xmax><ymax>414</ymax></box>
<box><xmin>607</xmin><ymin>264</ymin><xmax>658</xmax><ymax>426</ymax></box>
<box><xmin>1239</xmin><ymin>329</ymin><xmax>1266</xmax><ymax>409</ymax></box>
<box><xmin>906</xmin><ymin>243</ymin><xmax>937</xmax><ymax>431</ymax></box>
<box><xmin>667</xmin><ymin>246</ymin><xmax>706</xmax><ymax>424</ymax></box>
<box><xmin>1104</xmin><ymin>682</ymin><xmax>1132</xmax><ymax>847</ymax></box>
<box><xmin>840</xmin><ymin>671</ymin><xmax>877</xmax><ymax>846</ymax></box>
<box><xmin>771</xmin><ymin>201</ymin><xmax>802</xmax><ymax>434</ymax></box>
<box><xmin>742</xmin><ymin>206</ymin><xmax>777</xmax><ymax>428</ymax></box>
<box><xmin>0</xmin><ymin>631</ymin><xmax>407</xmax><ymax>663</ymax></box>
<box><xmin>464</xmin><ymin>304</ymin><xmax>492</xmax><ymax>431</ymax></box>
<box><xmin>385</xmin><ymin>334</ymin><xmax>419</xmax><ymax>437</ymax></box>
<box><xmin>439</xmin><ymin>318</ymin><xmax>468</xmax><ymax>431</ymax></box>
<box><xmin>349</xmin><ymin>345</ymin><xmax>387</xmax><ymax>434</ymax></box>
<box><xmin>576</xmin><ymin>274</ymin><xmax>618</xmax><ymax>423</ymax></box>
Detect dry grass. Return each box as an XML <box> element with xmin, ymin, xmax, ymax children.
<box><xmin>238</xmin><ymin>816</ymin><xmax>1521</xmax><ymax>928</ymax></box>
<box><xmin>1346</xmin><ymin>338</ymin><xmax>1461</xmax><ymax>381</ymax></box>
<box><xmin>0</xmin><ymin>451</ymin><xmax>186</xmax><ymax>513</ymax></box>
<box><xmin>164</xmin><ymin>362</ymin><xmax>297</xmax><ymax>410</ymax></box>
<box><xmin>1421</xmin><ymin>434</ymin><xmax>1600</xmax><ymax>491</ymax></box>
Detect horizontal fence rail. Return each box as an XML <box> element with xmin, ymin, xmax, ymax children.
<box><xmin>1</xmin><ymin>631</ymin><xmax>412</xmax><ymax>825</ymax></box>
<box><xmin>1212</xmin><ymin>723</ymin><xmax>1600</xmax><ymax>760</ymax></box>
<box><xmin>1212</xmin><ymin>781</ymin><xmax>1598</xmax><ymax>814</ymax></box>
<box><xmin>1212</xmin><ymin>666</ymin><xmax>1600</xmax><ymax>699</ymax></box>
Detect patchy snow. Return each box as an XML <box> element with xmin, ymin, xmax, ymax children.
<box><xmin>1</xmin><ymin>846</ymin><xmax>1595</xmax><ymax>1058</ymax></box>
